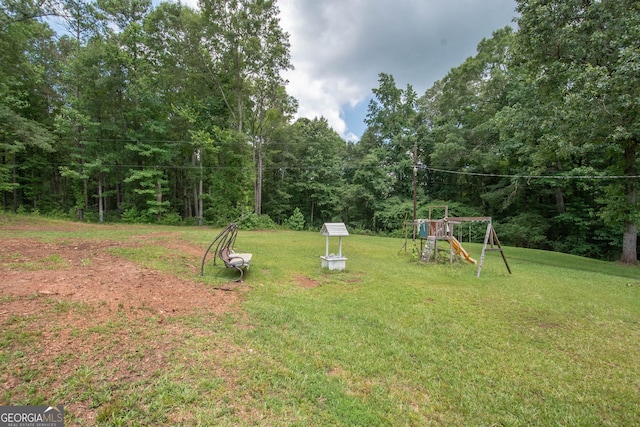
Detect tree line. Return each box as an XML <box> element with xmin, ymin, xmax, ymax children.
<box><xmin>1</xmin><ymin>0</ymin><xmax>637</xmax><ymax>263</ymax></box>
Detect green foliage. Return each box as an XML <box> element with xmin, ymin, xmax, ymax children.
<box><xmin>284</xmin><ymin>207</ymin><xmax>305</xmax><ymax>231</ymax></box>
<box><xmin>364</xmin><ymin>73</ymin><xmax>421</xmax><ymax>202</ymax></box>
<box><xmin>1</xmin><ymin>0</ymin><xmax>637</xmax><ymax>263</ymax></box>
<box><xmin>0</xmin><ymin>6</ymin><xmax>57</xmax><ymax>197</ymax></box>
<box><xmin>159</xmin><ymin>212</ymin><xmax>182</xmax><ymax>226</ymax></box>
<box><xmin>238</xmin><ymin>213</ymin><xmax>277</xmax><ymax>231</ymax></box>
<box><xmin>499</xmin><ymin>213</ymin><xmax>550</xmax><ymax>249</ymax></box>
<box><xmin>373</xmin><ymin>197</ymin><xmax>413</xmax><ymax>234</ymax></box>
<box><xmin>513</xmin><ymin>0</ymin><xmax>639</xmax><ymax>262</ymax></box>
<box><xmin>121</xmin><ymin>207</ymin><xmax>150</xmax><ymax>224</ymax></box>
<box><xmin>263</xmin><ymin>117</ymin><xmax>349</xmax><ymax>228</ymax></box>
<box><xmin>598</xmin><ymin>183</ymin><xmax>640</xmax><ymax>227</ymax></box>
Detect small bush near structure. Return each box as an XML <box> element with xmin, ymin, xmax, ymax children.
<box><xmin>284</xmin><ymin>207</ymin><xmax>305</xmax><ymax>230</ymax></box>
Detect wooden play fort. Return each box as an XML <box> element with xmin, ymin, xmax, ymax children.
<box><xmin>408</xmin><ymin>205</ymin><xmax>511</xmax><ymax>277</ymax></box>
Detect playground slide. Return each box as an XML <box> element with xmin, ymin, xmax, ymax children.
<box><xmin>450</xmin><ymin>237</ymin><xmax>477</xmax><ymax>264</ymax></box>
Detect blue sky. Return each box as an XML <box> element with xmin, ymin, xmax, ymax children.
<box><xmin>341</xmin><ymin>99</ymin><xmax>369</xmax><ymax>141</ymax></box>
<box><xmin>277</xmin><ymin>0</ymin><xmax>519</xmax><ymax>141</ymax></box>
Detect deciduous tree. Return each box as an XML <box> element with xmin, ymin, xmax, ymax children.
<box><xmin>515</xmin><ymin>0</ymin><xmax>639</xmax><ymax>263</ymax></box>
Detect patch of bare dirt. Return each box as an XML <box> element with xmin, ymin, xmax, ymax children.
<box><xmin>0</xmin><ymin>237</ymin><xmax>233</xmax><ymax>317</ymax></box>
<box><xmin>0</xmin><ymin>224</ymin><xmax>242</xmax><ymax>424</ymax></box>
<box><xmin>294</xmin><ymin>274</ymin><xmax>321</xmax><ymax>288</ymax></box>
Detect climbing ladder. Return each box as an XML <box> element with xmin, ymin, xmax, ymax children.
<box><xmin>421</xmin><ymin>237</ymin><xmax>436</xmax><ymax>262</ymax></box>
<box><xmin>404</xmin><ymin>206</ymin><xmax>512</xmax><ymax>277</ymax></box>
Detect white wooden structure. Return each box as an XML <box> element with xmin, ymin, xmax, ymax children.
<box><xmin>320</xmin><ymin>223</ymin><xmax>349</xmax><ymax>270</ymax></box>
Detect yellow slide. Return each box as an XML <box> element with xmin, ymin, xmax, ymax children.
<box><xmin>450</xmin><ymin>237</ymin><xmax>477</xmax><ymax>264</ymax></box>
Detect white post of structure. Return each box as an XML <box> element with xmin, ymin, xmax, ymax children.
<box><xmin>477</xmin><ymin>222</ymin><xmax>492</xmax><ymax>277</ymax></box>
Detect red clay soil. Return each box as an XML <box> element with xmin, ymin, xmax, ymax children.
<box><xmin>0</xmin><ymin>237</ymin><xmax>236</xmax><ymax>318</ymax></box>
<box><xmin>0</xmin><ymin>221</ymin><xmax>241</xmax><ymax>424</ymax></box>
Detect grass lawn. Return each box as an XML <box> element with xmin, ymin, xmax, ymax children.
<box><xmin>1</xmin><ymin>215</ymin><xmax>639</xmax><ymax>426</ymax></box>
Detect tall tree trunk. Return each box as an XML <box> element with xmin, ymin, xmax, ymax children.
<box><xmin>184</xmin><ymin>186</ymin><xmax>191</xmax><ymax>219</ymax></box>
<box><xmin>75</xmin><ymin>145</ymin><xmax>84</xmax><ymax>221</ymax></box>
<box><xmin>75</xmin><ymin>24</ymin><xmax>84</xmax><ymax>222</ymax></box>
<box><xmin>310</xmin><ymin>199</ymin><xmax>314</xmax><ymax>226</ymax></box>
<box><xmin>192</xmin><ymin>151</ymin><xmax>199</xmax><ymax>224</ymax></box>
<box><xmin>12</xmin><ymin>153</ymin><xmax>17</xmax><ymax>212</ymax></box>
<box><xmin>192</xmin><ymin>183</ymin><xmax>198</xmax><ymax>222</ymax></box>
<box><xmin>620</xmin><ymin>142</ymin><xmax>638</xmax><ymax>264</ymax></box>
<box><xmin>254</xmin><ymin>141</ymin><xmax>263</xmax><ymax>215</ymax></box>
<box><xmin>98</xmin><ymin>173</ymin><xmax>104</xmax><ymax>223</ymax></box>
<box><xmin>196</xmin><ymin>150</ymin><xmax>204</xmax><ymax>225</ymax></box>
<box><xmin>156</xmin><ymin>180</ymin><xmax>163</xmax><ymax>222</ymax></box>
<box><xmin>192</xmin><ymin>184</ymin><xmax>197</xmax><ymax>221</ymax></box>
<box><xmin>555</xmin><ymin>188</ymin><xmax>566</xmax><ymax>214</ymax></box>
<box><xmin>621</xmin><ymin>222</ymin><xmax>638</xmax><ymax>264</ymax></box>
<box><xmin>555</xmin><ymin>161</ymin><xmax>566</xmax><ymax>213</ymax></box>
<box><xmin>198</xmin><ymin>171</ymin><xmax>203</xmax><ymax>226</ymax></box>
<box><xmin>82</xmin><ymin>176</ymin><xmax>88</xmax><ymax>218</ymax></box>
<box><xmin>116</xmin><ymin>180</ymin><xmax>122</xmax><ymax>213</ymax></box>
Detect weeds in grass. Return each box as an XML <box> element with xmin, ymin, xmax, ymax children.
<box><xmin>1</xmin><ymin>253</ymin><xmax>68</xmax><ymax>271</ymax></box>
<box><xmin>108</xmin><ymin>246</ymin><xmax>193</xmax><ymax>276</ymax></box>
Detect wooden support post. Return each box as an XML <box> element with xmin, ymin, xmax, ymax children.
<box><xmin>492</xmin><ymin>227</ymin><xmax>512</xmax><ymax>275</ymax></box>
<box><xmin>477</xmin><ymin>222</ymin><xmax>511</xmax><ymax>277</ymax></box>
<box><xmin>477</xmin><ymin>223</ymin><xmax>492</xmax><ymax>277</ymax></box>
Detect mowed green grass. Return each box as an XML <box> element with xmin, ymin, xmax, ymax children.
<box><xmin>1</xmin><ymin>215</ymin><xmax>639</xmax><ymax>426</ymax></box>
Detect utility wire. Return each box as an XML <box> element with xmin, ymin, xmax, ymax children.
<box><xmin>425</xmin><ymin>166</ymin><xmax>639</xmax><ymax>180</ymax></box>
<box><xmin>56</xmin><ymin>139</ymin><xmax>639</xmax><ymax>179</ymax></box>
<box><xmin>49</xmin><ymin>161</ymin><xmax>640</xmax><ymax>180</ymax></box>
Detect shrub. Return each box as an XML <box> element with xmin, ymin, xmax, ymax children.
<box><xmin>239</xmin><ymin>213</ymin><xmax>277</xmax><ymax>230</ymax></box>
<box><xmin>159</xmin><ymin>213</ymin><xmax>182</xmax><ymax>226</ymax></box>
<box><xmin>285</xmin><ymin>208</ymin><xmax>305</xmax><ymax>231</ymax></box>
<box><xmin>121</xmin><ymin>207</ymin><xmax>152</xmax><ymax>224</ymax></box>
<box><xmin>499</xmin><ymin>213</ymin><xmax>550</xmax><ymax>249</ymax></box>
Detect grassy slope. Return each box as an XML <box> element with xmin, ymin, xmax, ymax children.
<box><xmin>1</xmin><ymin>216</ymin><xmax>639</xmax><ymax>426</ymax></box>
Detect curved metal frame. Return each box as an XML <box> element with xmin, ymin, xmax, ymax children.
<box><xmin>200</xmin><ymin>222</ymin><xmax>248</xmax><ymax>281</ymax></box>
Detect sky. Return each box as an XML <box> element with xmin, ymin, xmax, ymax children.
<box><xmin>276</xmin><ymin>0</ymin><xmax>519</xmax><ymax>142</ymax></box>
<box><xmin>175</xmin><ymin>0</ymin><xmax>518</xmax><ymax>141</ymax></box>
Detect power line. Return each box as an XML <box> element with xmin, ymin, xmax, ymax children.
<box><xmin>425</xmin><ymin>166</ymin><xmax>639</xmax><ymax>180</ymax></box>
<box><xmin>54</xmin><ymin>138</ymin><xmax>639</xmax><ymax>180</ymax></box>
<box><xmin>49</xmin><ymin>162</ymin><xmax>640</xmax><ymax>180</ymax></box>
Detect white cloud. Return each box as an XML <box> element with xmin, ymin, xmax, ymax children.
<box><xmin>278</xmin><ymin>0</ymin><xmax>370</xmax><ymax>141</ymax></box>
<box><xmin>178</xmin><ymin>0</ymin><xmax>517</xmax><ymax>141</ymax></box>
<box><xmin>282</xmin><ymin>69</ymin><xmax>363</xmax><ymax>142</ymax></box>
<box><xmin>278</xmin><ymin>0</ymin><xmax>517</xmax><ymax>140</ymax></box>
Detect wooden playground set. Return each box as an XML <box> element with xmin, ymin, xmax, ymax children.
<box><xmin>404</xmin><ymin>205</ymin><xmax>511</xmax><ymax>277</ymax></box>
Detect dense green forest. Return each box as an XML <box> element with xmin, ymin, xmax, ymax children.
<box><xmin>1</xmin><ymin>0</ymin><xmax>638</xmax><ymax>263</ymax></box>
